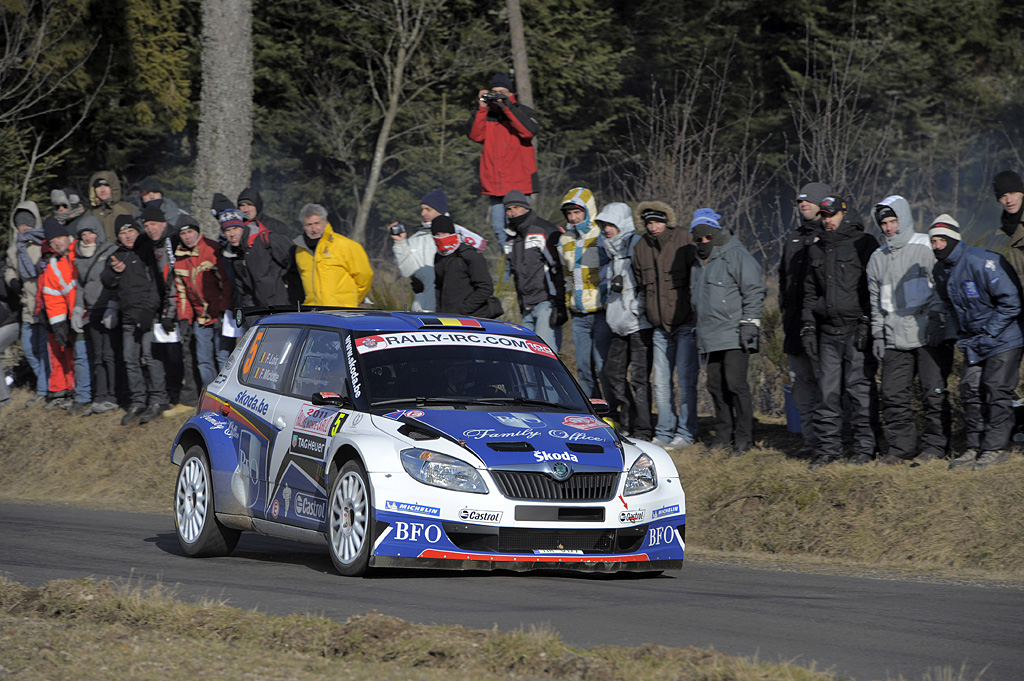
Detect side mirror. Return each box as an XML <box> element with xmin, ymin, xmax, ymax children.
<box><xmin>312</xmin><ymin>391</ymin><xmax>352</xmax><ymax>408</ymax></box>
<box><xmin>589</xmin><ymin>398</ymin><xmax>610</xmax><ymax>415</ymax></box>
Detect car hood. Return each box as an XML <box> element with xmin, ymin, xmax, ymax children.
<box><xmin>381</xmin><ymin>408</ymin><xmax>625</xmax><ymax>468</ymax></box>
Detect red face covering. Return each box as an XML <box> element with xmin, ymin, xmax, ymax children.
<box><xmin>433</xmin><ymin>233</ymin><xmax>459</xmax><ymax>256</ymax></box>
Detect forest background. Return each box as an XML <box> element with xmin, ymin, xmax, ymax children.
<box><xmin>3</xmin><ymin>0</ymin><xmax>1024</xmax><ymax>278</ymax></box>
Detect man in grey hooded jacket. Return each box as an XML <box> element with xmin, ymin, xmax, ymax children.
<box><xmin>597</xmin><ymin>202</ymin><xmax>653</xmax><ymax>440</ymax></box>
<box><xmin>4</xmin><ymin>200</ymin><xmax>49</xmax><ymax>402</ymax></box>
<box><xmin>867</xmin><ymin>195</ymin><xmax>953</xmax><ymax>463</ymax></box>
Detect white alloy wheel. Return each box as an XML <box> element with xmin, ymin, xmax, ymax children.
<box><xmin>327</xmin><ymin>459</ymin><xmax>374</xmax><ymax>576</ymax></box>
<box><xmin>174</xmin><ymin>445</ymin><xmax>240</xmax><ymax>557</ymax></box>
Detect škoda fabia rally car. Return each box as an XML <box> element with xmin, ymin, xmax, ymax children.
<box><xmin>171</xmin><ymin>309</ymin><xmax>685</xmax><ymax>576</ymax></box>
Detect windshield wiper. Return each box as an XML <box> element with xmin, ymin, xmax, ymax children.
<box><xmin>370</xmin><ymin>396</ymin><xmax>477</xmax><ymax>408</ymax></box>
<box><xmin>473</xmin><ymin>396</ymin><xmax>571</xmax><ymax>410</ymax></box>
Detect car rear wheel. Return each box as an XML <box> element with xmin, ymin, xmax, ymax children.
<box><xmin>174</xmin><ymin>445</ymin><xmax>241</xmax><ymax>557</ymax></box>
<box><xmin>327</xmin><ymin>459</ymin><xmax>374</xmax><ymax>576</ymax></box>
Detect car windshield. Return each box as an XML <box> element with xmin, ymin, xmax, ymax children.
<box><xmin>351</xmin><ymin>330</ymin><xmax>588</xmax><ymax>412</ymax></box>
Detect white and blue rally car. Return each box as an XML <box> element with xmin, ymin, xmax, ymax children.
<box><xmin>171</xmin><ymin>309</ymin><xmax>686</xmax><ymax>576</ymax></box>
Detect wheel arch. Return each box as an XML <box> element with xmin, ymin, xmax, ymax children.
<box><xmin>327</xmin><ymin>443</ymin><xmax>364</xmax><ymax>481</ymax></box>
<box><xmin>173</xmin><ymin>427</ymin><xmax>208</xmax><ymax>465</ymax></box>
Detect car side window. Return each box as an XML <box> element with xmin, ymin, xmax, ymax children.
<box><xmin>239</xmin><ymin>326</ymin><xmax>303</xmax><ymax>392</ymax></box>
<box><xmin>290</xmin><ymin>328</ymin><xmax>347</xmax><ymax>399</ymax></box>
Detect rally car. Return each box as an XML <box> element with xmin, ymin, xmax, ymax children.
<box><xmin>170</xmin><ymin>309</ymin><xmax>686</xmax><ymax>576</ymax></box>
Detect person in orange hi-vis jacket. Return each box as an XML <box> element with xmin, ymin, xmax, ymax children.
<box><xmin>37</xmin><ymin>217</ymin><xmax>78</xmax><ymax>407</ymax></box>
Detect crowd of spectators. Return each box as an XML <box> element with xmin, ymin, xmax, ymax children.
<box><xmin>2</xmin><ymin>72</ymin><xmax>1022</xmax><ymax>471</ymax></box>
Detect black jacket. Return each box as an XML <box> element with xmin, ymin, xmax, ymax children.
<box><xmin>802</xmin><ymin>214</ymin><xmax>879</xmax><ymax>334</ymax></box>
<box><xmin>101</xmin><ymin>238</ymin><xmax>162</xmax><ymax>326</ymax></box>
<box><xmin>222</xmin><ymin>223</ymin><xmax>297</xmax><ymax>307</ymax></box>
<box><xmin>434</xmin><ymin>244</ymin><xmax>494</xmax><ymax>315</ymax></box>
<box><xmin>506</xmin><ymin>210</ymin><xmax>565</xmax><ymax>314</ymax></box>
<box><xmin>779</xmin><ymin>216</ymin><xmax>823</xmax><ymax>353</ymax></box>
<box><xmin>238</xmin><ymin>188</ymin><xmax>291</xmax><ymax>236</ymax></box>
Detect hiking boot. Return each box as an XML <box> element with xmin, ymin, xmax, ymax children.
<box><xmin>43</xmin><ymin>396</ymin><xmax>71</xmax><ymax>411</ymax></box>
<box><xmin>23</xmin><ymin>394</ymin><xmax>46</xmax><ymax>408</ymax></box>
<box><xmin>808</xmin><ymin>453</ymin><xmax>840</xmax><ymax>470</ymax></box>
<box><xmin>668</xmin><ymin>435</ymin><xmax>691</xmax><ymax>448</ymax></box>
<box><xmin>909</xmin><ymin>451</ymin><xmax>940</xmax><ymax>467</ymax></box>
<box><xmin>848</xmin><ymin>452</ymin><xmax>874</xmax><ymax>465</ymax></box>
<box><xmin>89</xmin><ymin>401</ymin><xmax>118</xmax><ymax>415</ymax></box>
<box><xmin>162</xmin><ymin>403</ymin><xmax>195</xmax><ymax>419</ymax></box>
<box><xmin>66</xmin><ymin>401</ymin><xmax>89</xmax><ymax>416</ymax></box>
<box><xmin>973</xmin><ymin>450</ymin><xmax>1008</xmax><ymax>470</ymax></box>
<box><xmin>121</xmin><ymin>406</ymin><xmax>144</xmax><ymax>426</ymax></box>
<box><xmin>948</xmin><ymin>448</ymin><xmax>979</xmax><ymax>470</ymax></box>
<box><xmin>139</xmin><ymin>403</ymin><xmax>169</xmax><ymax>425</ymax></box>
<box><xmin>877</xmin><ymin>454</ymin><xmax>908</xmax><ymax>466</ymax></box>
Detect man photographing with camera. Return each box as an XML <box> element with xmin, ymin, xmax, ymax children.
<box><xmin>469</xmin><ymin>72</ymin><xmax>540</xmax><ymax>250</ymax></box>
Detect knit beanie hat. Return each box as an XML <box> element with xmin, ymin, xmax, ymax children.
<box><xmin>177</xmin><ymin>213</ymin><xmax>201</xmax><ymax>234</ymax></box>
<box><xmin>689</xmin><ymin>208</ymin><xmax>723</xmax><ymax>234</ymax></box>
<box><xmin>137</xmin><ymin>176</ymin><xmax>162</xmax><ymax>195</ymax></box>
<box><xmin>993</xmin><ymin>171</ymin><xmax>1024</xmax><ymax>199</ymax></box>
<box><xmin>797</xmin><ymin>182</ymin><xmax>832</xmax><ymax>206</ymax></box>
<box><xmin>421</xmin><ymin>189</ymin><xmax>448</xmax><ymax>215</ymax></box>
<box><xmin>640</xmin><ymin>207</ymin><xmax>669</xmax><ymax>224</ymax></box>
<box><xmin>928</xmin><ymin>214</ymin><xmax>961</xmax><ymax>241</ymax></box>
<box><xmin>491</xmin><ymin>72</ymin><xmax>514</xmax><ymax>91</ymax></box>
<box><xmin>42</xmin><ymin>216</ymin><xmax>69</xmax><ymax>241</ymax></box>
<box><xmin>115</xmin><ymin>214</ymin><xmax>137</xmax><ymax>233</ymax></box>
<box><xmin>211</xmin><ymin>193</ymin><xmax>246</xmax><ymax>231</ymax></box>
<box><xmin>13</xmin><ymin>209</ymin><xmax>35</xmax><ymax>228</ymax></box>
<box><xmin>502</xmin><ymin>190</ymin><xmax>530</xmax><ymax>209</ymax></box>
<box><xmin>430</xmin><ymin>214</ymin><xmax>456</xmax><ymax>236</ymax></box>
<box><xmin>139</xmin><ymin>205</ymin><xmax>167</xmax><ymax>223</ymax></box>
<box><xmin>50</xmin><ymin>187</ymin><xmax>82</xmax><ymax>210</ymax></box>
<box><xmin>875</xmin><ymin>204</ymin><xmax>897</xmax><ymax>223</ymax></box>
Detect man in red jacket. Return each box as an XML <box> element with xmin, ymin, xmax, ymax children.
<box><xmin>37</xmin><ymin>218</ymin><xmax>77</xmax><ymax>409</ymax></box>
<box><xmin>469</xmin><ymin>72</ymin><xmax>540</xmax><ymax>250</ymax></box>
<box><xmin>173</xmin><ymin>214</ymin><xmax>233</xmax><ymax>387</ymax></box>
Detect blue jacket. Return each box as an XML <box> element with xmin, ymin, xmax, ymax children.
<box><xmin>933</xmin><ymin>241</ymin><xmax>1023</xmax><ymax>364</ymax></box>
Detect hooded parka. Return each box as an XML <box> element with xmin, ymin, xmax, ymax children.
<box><xmin>597</xmin><ymin>202</ymin><xmax>649</xmax><ymax>336</ymax></box>
<box><xmin>4</xmin><ymin>201</ymin><xmax>45</xmax><ymax>324</ymax></box>
<box><xmin>87</xmin><ymin>171</ymin><xmax>136</xmax><ymax>244</ymax></box>
<box><xmin>557</xmin><ymin>187</ymin><xmax>607</xmax><ymax>315</ymax></box>
<box><xmin>630</xmin><ymin>201</ymin><xmax>696</xmax><ymax>333</ymax></box>
<box><xmin>690</xmin><ymin>234</ymin><xmax>765</xmax><ymax>354</ymax></box>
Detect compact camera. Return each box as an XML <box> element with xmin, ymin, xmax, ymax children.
<box><xmin>389</xmin><ymin>222</ymin><xmax>406</xmax><ymax>235</ymax></box>
<box><xmin>481</xmin><ymin>93</ymin><xmax>504</xmax><ymax>104</ymax></box>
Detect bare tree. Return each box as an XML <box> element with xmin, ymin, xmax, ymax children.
<box><xmin>0</xmin><ymin>0</ymin><xmax>106</xmax><ymax>206</ymax></box>
<box><xmin>192</xmin><ymin>0</ymin><xmax>253</xmax><ymax>235</ymax></box>
<box><xmin>305</xmin><ymin>0</ymin><xmax>492</xmax><ymax>244</ymax></box>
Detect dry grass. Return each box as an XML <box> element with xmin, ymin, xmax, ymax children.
<box><xmin>0</xmin><ymin>575</ymin><xmax>973</xmax><ymax>681</ymax></box>
<box><xmin>1</xmin><ymin>390</ymin><xmax>1022</xmax><ymax>581</ymax></box>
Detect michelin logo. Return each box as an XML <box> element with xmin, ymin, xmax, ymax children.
<box><xmin>385</xmin><ymin>500</ymin><xmax>440</xmax><ymax>517</ymax></box>
<box><xmin>653</xmin><ymin>504</ymin><xmax>679</xmax><ymax>519</ymax></box>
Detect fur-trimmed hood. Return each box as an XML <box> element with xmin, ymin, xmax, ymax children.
<box><xmin>634</xmin><ymin>200</ymin><xmax>677</xmax><ymax>232</ymax></box>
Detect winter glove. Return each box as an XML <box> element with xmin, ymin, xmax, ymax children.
<box><xmin>549</xmin><ymin>303</ymin><xmax>568</xmax><ymax>328</ymax></box>
<box><xmin>872</xmin><ymin>338</ymin><xmax>886</xmax><ymax>362</ymax></box>
<box><xmin>739</xmin><ymin>322</ymin><xmax>760</xmax><ymax>353</ymax></box>
<box><xmin>800</xmin><ymin>324</ymin><xmax>818</xmax><ymax>363</ymax></box>
<box><xmin>7</xmin><ymin>277</ymin><xmax>22</xmax><ymax>299</ymax></box>
<box><xmin>854</xmin><ymin>316</ymin><xmax>871</xmax><ymax>352</ymax></box>
<box><xmin>53</xmin><ymin>320</ymin><xmax>71</xmax><ymax>348</ymax></box>
<box><xmin>410</xmin><ymin>275</ymin><xmax>424</xmax><ymax>294</ymax></box>
<box><xmin>161</xmin><ymin>315</ymin><xmax>177</xmax><ymax>334</ymax></box>
<box><xmin>70</xmin><ymin>307</ymin><xmax>86</xmax><ymax>333</ymax></box>
<box><xmin>926</xmin><ymin>313</ymin><xmax>946</xmax><ymax>347</ymax></box>
<box><xmin>101</xmin><ymin>301</ymin><xmax>119</xmax><ymax>330</ymax></box>
<box><xmin>610</xmin><ymin>275</ymin><xmax>624</xmax><ymax>294</ymax></box>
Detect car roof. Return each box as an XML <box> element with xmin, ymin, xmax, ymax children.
<box><xmin>252</xmin><ymin>309</ymin><xmax>538</xmax><ymax>337</ymax></box>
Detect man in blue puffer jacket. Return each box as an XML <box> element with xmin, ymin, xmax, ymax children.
<box><xmin>930</xmin><ymin>215</ymin><xmax>1023</xmax><ymax>470</ymax></box>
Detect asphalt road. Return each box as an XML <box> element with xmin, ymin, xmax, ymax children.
<box><xmin>1</xmin><ymin>502</ymin><xmax>1021</xmax><ymax>681</ymax></box>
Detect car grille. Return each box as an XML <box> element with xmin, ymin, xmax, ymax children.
<box><xmin>490</xmin><ymin>470</ymin><xmax>619</xmax><ymax>501</ymax></box>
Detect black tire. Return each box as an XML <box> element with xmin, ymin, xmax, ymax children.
<box><xmin>174</xmin><ymin>445</ymin><xmax>241</xmax><ymax>557</ymax></box>
<box><xmin>326</xmin><ymin>459</ymin><xmax>375</xmax><ymax>576</ymax></box>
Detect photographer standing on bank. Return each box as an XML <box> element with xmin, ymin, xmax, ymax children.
<box><xmin>469</xmin><ymin>73</ymin><xmax>539</xmax><ymax>249</ymax></box>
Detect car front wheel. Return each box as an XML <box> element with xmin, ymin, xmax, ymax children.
<box><xmin>174</xmin><ymin>445</ymin><xmax>241</xmax><ymax>557</ymax></box>
<box><xmin>327</xmin><ymin>459</ymin><xmax>374</xmax><ymax>576</ymax></box>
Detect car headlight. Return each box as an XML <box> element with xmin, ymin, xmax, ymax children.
<box><xmin>623</xmin><ymin>453</ymin><xmax>657</xmax><ymax>496</ymax></box>
<box><xmin>400</xmin><ymin>448</ymin><xmax>488</xmax><ymax>494</ymax></box>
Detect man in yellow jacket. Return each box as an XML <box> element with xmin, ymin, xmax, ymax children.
<box><xmin>295</xmin><ymin>204</ymin><xmax>373</xmax><ymax>307</ymax></box>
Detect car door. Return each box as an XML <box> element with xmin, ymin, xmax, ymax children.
<box><xmin>233</xmin><ymin>324</ymin><xmax>303</xmax><ymax>519</ymax></box>
<box><xmin>266</xmin><ymin>327</ymin><xmax>351</xmax><ymax>530</ymax></box>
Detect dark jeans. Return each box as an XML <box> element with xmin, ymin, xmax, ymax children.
<box><xmin>880</xmin><ymin>344</ymin><xmax>953</xmax><ymax>458</ymax></box>
<box><xmin>706</xmin><ymin>348</ymin><xmax>753</xmax><ymax>449</ymax></box>
<box><xmin>603</xmin><ymin>328</ymin><xmax>653</xmax><ymax>439</ymax></box>
<box><xmin>85</xmin><ymin>314</ymin><xmax>117</xmax><ymax>404</ymax></box>
<box><xmin>171</xmin><ymin>322</ymin><xmax>200</xmax><ymax>406</ymax></box>
<box><xmin>123</xmin><ymin>322</ymin><xmax>167</xmax><ymax>408</ymax></box>
<box><xmin>960</xmin><ymin>346</ymin><xmax>1023</xmax><ymax>452</ymax></box>
<box><xmin>787</xmin><ymin>351</ymin><xmax>821</xmax><ymax>449</ymax></box>
<box><xmin>815</xmin><ymin>330</ymin><xmax>877</xmax><ymax>458</ymax></box>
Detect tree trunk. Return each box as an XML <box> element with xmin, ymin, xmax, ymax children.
<box><xmin>506</xmin><ymin>0</ymin><xmax>533</xmax><ymax>108</ymax></box>
<box><xmin>192</xmin><ymin>0</ymin><xmax>254</xmax><ymax>237</ymax></box>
